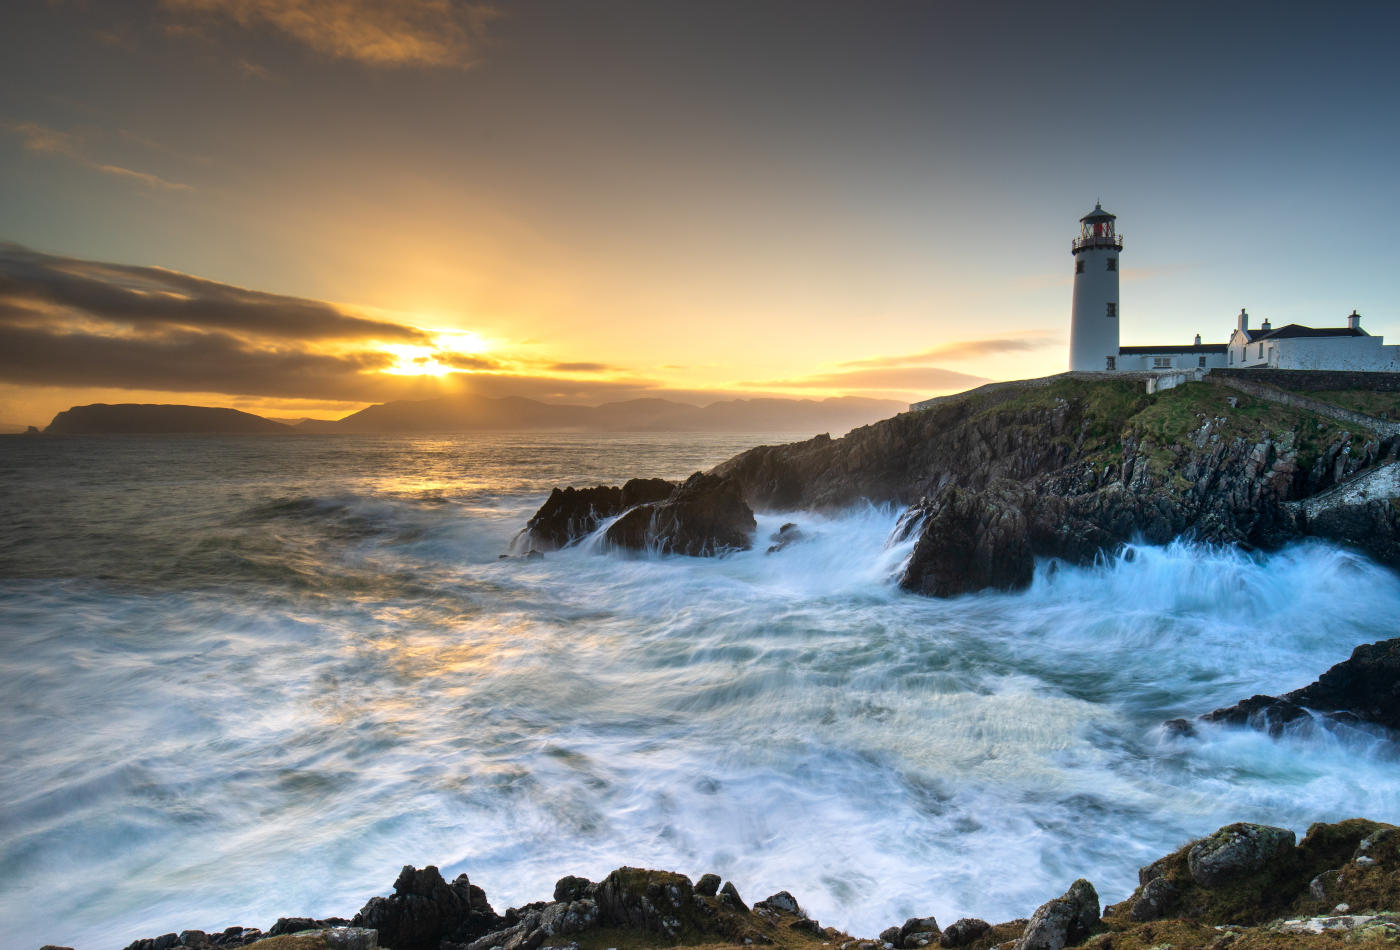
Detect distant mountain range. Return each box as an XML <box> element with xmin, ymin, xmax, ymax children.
<box><xmin>40</xmin><ymin>394</ymin><xmax>906</xmax><ymax>436</ymax></box>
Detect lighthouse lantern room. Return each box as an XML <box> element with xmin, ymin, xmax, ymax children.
<box><xmin>1068</xmin><ymin>202</ymin><xmax>1123</xmax><ymax>371</ymax></box>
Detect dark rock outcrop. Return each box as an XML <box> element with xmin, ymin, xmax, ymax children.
<box><xmin>708</xmin><ymin>378</ymin><xmax>1400</xmax><ymax>596</ymax></box>
<box><xmin>521</xmin><ymin>475</ymin><xmax>758</xmax><ymax>556</ymax></box>
<box><xmin>351</xmin><ymin>865</ymin><xmax>499</xmax><ymax>950</ymax></box>
<box><xmin>603</xmin><ymin>472</ymin><xmax>755</xmax><ymax>555</ymax></box>
<box><xmin>765</xmin><ymin>522</ymin><xmax>805</xmax><ymax>553</ymax></box>
<box><xmin>1187</xmin><ymin>823</ymin><xmax>1297</xmax><ymax>887</ymax></box>
<box><xmin>520</xmin><ymin>478</ymin><xmax>677</xmax><ymax>551</ymax></box>
<box><xmin>899</xmin><ymin>483</ymin><xmax>1033</xmax><ymax>597</ymax></box>
<box><xmin>1014</xmin><ymin>878</ymin><xmax>1098</xmax><ymax>950</ymax></box>
<box><xmin>1201</xmin><ymin>637</ymin><xmax>1400</xmax><ymax>736</ymax></box>
<box><xmin>522</xmin><ymin>485</ymin><xmax>622</xmax><ymax>550</ymax></box>
<box><xmin>938</xmin><ymin>917</ymin><xmax>989</xmax><ymax>947</ymax></box>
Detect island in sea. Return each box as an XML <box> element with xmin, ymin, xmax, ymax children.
<box><xmin>88</xmin><ymin>369</ymin><xmax>1400</xmax><ymax>950</ymax></box>
<box><xmin>30</xmin><ymin>394</ymin><xmax>906</xmax><ymax>436</ymax></box>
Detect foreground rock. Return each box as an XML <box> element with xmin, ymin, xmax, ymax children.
<box><xmin>1190</xmin><ymin>636</ymin><xmax>1400</xmax><ymax>736</ymax></box>
<box><xmin>109</xmin><ymin>816</ymin><xmax>1400</xmax><ymax>950</ymax></box>
<box><xmin>351</xmin><ymin>866</ymin><xmax>500</xmax><ymax>950</ymax></box>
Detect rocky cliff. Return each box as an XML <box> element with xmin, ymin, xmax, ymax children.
<box><xmin>712</xmin><ymin>378</ymin><xmax>1400</xmax><ymax>596</ymax></box>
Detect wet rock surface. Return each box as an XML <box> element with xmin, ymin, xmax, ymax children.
<box><xmin>707</xmin><ymin>378</ymin><xmax>1400</xmax><ymax>596</ymax></box>
<box><xmin>604</xmin><ymin>472</ymin><xmax>756</xmax><ymax>555</ymax></box>
<box><xmin>520</xmin><ymin>479</ymin><xmax>677</xmax><ymax>551</ymax></box>
<box><xmin>104</xmin><ymin>816</ymin><xmax>1400</xmax><ymax>950</ymax></box>
<box><xmin>1198</xmin><ymin>637</ymin><xmax>1400</xmax><ymax>736</ymax></box>
<box><xmin>351</xmin><ymin>866</ymin><xmax>500</xmax><ymax>950</ymax></box>
<box><xmin>520</xmin><ymin>473</ymin><xmax>753</xmax><ymax>556</ymax></box>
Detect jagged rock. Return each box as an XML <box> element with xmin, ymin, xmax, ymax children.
<box><xmin>879</xmin><ymin>926</ymin><xmax>901</xmax><ymax>944</ymax></box>
<box><xmin>938</xmin><ymin>918</ymin><xmax>989</xmax><ymax>947</ymax></box>
<box><xmin>719</xmin><ymin>881</ymin><xmax>748</xmax><ymax>911</ymax></box>
<box><xmin>593</xmin><ymin>867</ymin><xmax>701</xmax><ymax>938</ymax></box>
<box><xmin>520</xmin><ymin>479</ymin><xmax>678</xmax><ymax>551</ymax></box>
<box><xmin>351</xmin><ymin>866</ymin><xmax>499</xmax><ymax>950</ymax></box>
<box><xmin>552</xmin><ymin>876</ymin><xmax>593</xmax><ymax>903</ymax></box>
<box><xmin>898</xmin><ymin>916</ymin><xmax>940</xmax><ymax>945</ymax></box>
<box><xmin>1201</xmin><ymin>693</ymin><xmax>1312</xmax><ymax>734</ymax></box>
<box><xmin>695</xmin><ymin>873</ymin><xmax>721</xmax><ymax>897</ymax></box>
<box><xmin>755</xmin><ymin>891</ymin><xmax>802</xmax><ymax>915</ymax></box>
<box><xmin>605</xmin><ymin>473</ymin><xmax>755</xmax><ymax>555</ymax></box>
<box><xmin>1286</xmin><ymin>638</ymin><xmax>1400</xmax><ymax>731</ymax></box>
<box><xmin>522</xmin><ymin>486</ymin><xmax>622</xmax><ymax>550</ymax></box>
<box><xmin>537</xmin><ymin>899</ymin><xmax>598</xmax><ymax>936</ymax></box>
<box><xmin>268</xmin><ymin>919</ymin><xmax>320</xmax><ymax>937</ymax></box>
<box><xmin>899</xmin><ymin>483</ymin><xmax>1032</xmax><ymax>597</ymax></box>
<box><xmin>766</xmin><ymin>522</ymin><xmax>805</xmax><ymax>553</ymax></box>
<box><xmin>603</xmin><ymin>505</ymin><xmax>653</xmax><ymax>549</ymax></box>
<box><xmin>1015</xmin><ymin>878</ymin><xmax>1098</xmax><ymax>950</ymax></box>
<box><xmin>1187</xmin><ymin>823</ymin><xmax>1296</xmax><ymax>887</ymax></box>
<box><xmin>125</xmin><ymin>935</ymin><xmax>182</xmax><ymax>950</ymax></box>
<box><xmin>1128</xmin><ymin>875</ymin><xmax>1180</xmax><ymax>921</ymax></box>
<box><xmin>621</xmin><ymin>478</ymin><xmax>676</xmax><ymax>509</ymax></box>
<box><xmin>178</xmin><ymin>932</ymin><xmax>211</xmax><ymax>948</ymax></box>
<box><xmin>788</xmin><ymin>917</ymin><xmax>822</xmax><ymax>934</ymax></box>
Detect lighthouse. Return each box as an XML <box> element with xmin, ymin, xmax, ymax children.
<box><xmin>1068</xmin><ymin>202</ymin><xmax>1122</xmax><ymax>371</ymax></box>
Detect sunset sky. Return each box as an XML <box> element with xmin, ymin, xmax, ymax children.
<box><xmin>2</xmin><ymin>0</ymin><xmax>1398</xmax><ymax>425</ymax></box>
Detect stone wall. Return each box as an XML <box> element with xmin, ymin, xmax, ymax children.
<box><xmin>1210</xmin><ymin>368</ymin><xmax>1400</xmax><ymax>393</ymax></box>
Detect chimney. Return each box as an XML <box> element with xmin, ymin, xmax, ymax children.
<box><xmin>1261</xmin><ymin>317</ymin><xmax>1272</xmax><ymax>332</ymax></box>
<box><xmin>1194</xmin><ymin>333</ymin><xmax>1202</xmax><ymax>346</ymax></box>
<box><xmin>1237</xmin><ymin>308</ymin><xmax>1249</xmax><ymax>332</ymax></box>
<box><xmin>1348</xmin><ymin>309</ymin><xmax>1362</xmax><ymax>331</ymax></box>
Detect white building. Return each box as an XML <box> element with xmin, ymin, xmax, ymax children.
<box><xmin>1227</xmin><ymin>308</ymin><xmax>1400</xmax><ymax>371</ymax></box>
<box><xmin>1065</xmin><ymin>203</ymin><xmax>1397</xmax><ymax>374</ymax></box>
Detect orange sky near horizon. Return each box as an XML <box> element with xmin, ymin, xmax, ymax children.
<box><xmin>3</xmin><ymin>2</ymin><xmax>1397</xmax><ymax>427</ymax></box>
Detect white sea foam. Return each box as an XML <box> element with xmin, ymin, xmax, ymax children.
<box><xmin>2</xmin><ymin>434</ymin><xmax>1398</xmax><ymax>949</ymax></box>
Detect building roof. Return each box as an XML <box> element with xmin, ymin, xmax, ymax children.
<box><xmin>1254</xmin><ymin>323</ymin><xmax>1366</xmax><ymax>340</ymax></box>
<box><xmin>1120</xmin><ymin>344</ymin><xmax>1227</xmax><ymax>354</ymax></box>
<box><xmin>1080</xmin><ymin>202</ymin><xmax>1115</xmax><ymax>222</ymax></box>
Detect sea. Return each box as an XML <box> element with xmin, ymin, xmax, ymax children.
<box><xmin>2</xmin><ymin>432</ymin><xmax>1398</xmax><ymax>950</ymax></box>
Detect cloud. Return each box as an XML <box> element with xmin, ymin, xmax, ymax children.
<box><xmin>0</xmin><ymin>242</ymin><xmax>429</xmax><ymax>342</ymax></box>
<box><xmin>0</xmin><ymin>323</ymin><xmax>398</xmax><ymax>400</ymax></box>
<box><xmin>5</xmin><ymin>121</ymin><xmax>194</xmax><ymax>192</ymax></box>
<box><xmin>438</xmin><ymin>352</ymin><xmax>505</xmax><ymax>370</ymax></box>
<box><xmin>743</xmin><ymin>365</ymin><xmax>989</xmax><ymax>392</ymax></box>
<box><xmin>548</xmin><ymin>361</ymin><xmax>615</xmax><ymax>373</ymax></box>
<box><xmin>234</xmin><ymin>58</ymin><xmax>272</xmax><ymax>80</ymax></box>
<box><xmin>839</xmin><ymin>336</ymin><xmax>1060</xmax><ymax>369</ymax></box>
<box><xmin>162</xmin><ymin>0</ymin><xmax>502</xmax><ymax>68</ymax></box>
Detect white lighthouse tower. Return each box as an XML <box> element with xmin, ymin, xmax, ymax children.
<box><xmin>1068</xmin><ymin>202</ymin><xmax>1123</xmax><ymax>371</ymax></box>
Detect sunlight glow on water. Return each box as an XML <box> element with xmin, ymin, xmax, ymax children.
<box><xmin>1</xmin><ymin>433</ymin><xmax>1398</xmax><ymax>949</ymax></box>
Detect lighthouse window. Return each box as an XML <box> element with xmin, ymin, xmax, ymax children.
<box><xmin>1199</xmin><ymin>355</ymin><xmax>1208</xmax><ymax>368</ymax></box>
<box><xmin>1106</xmin><ymin>302</ymin><xmax>1117</xmax><ymax>317</ymax></box>
<box><xmin>1153</xmin><ymin>357</ymin><xmax>1172</xmax><ymax>369</ymax></box>
<box><xmin>1075</xmin><ymin>260</ymin><xmax>1084</xmax><ymax>274</ymax></box>
<box><xmin>1106</xmin><ymin>356</ymin><xmax>1116</xmax><ymax>370</ymax></box>
<box><xmin>1106</xmin><ymin>258</ymin><xmax>1117</xmax><ymax>271</ymax></box>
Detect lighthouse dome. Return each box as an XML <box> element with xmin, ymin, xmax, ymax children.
<box><xmin>1080</xmin><ymin>202</ymin><xmax>1115</xmax><ymax>222</ymax></box>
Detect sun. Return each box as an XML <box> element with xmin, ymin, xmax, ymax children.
<box><xmin>378</xmin><ymin>329</ymin><xmax>494</xmax><ymax>377</ymax></box>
